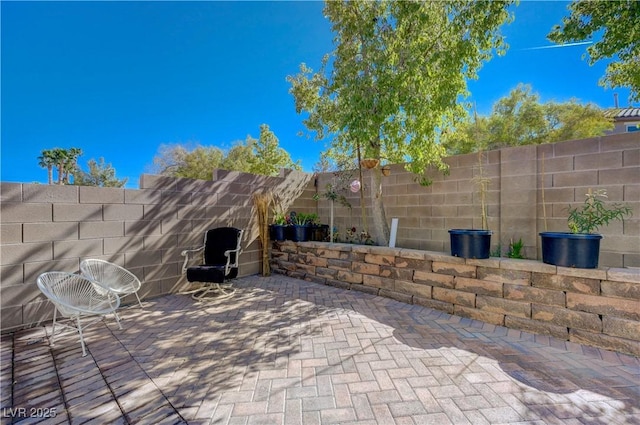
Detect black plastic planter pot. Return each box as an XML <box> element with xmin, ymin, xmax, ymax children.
<box><xmin>539</xmin><ymin>232</ymin><xmax>602</xmax><ymax>268</ymax></box>
<box><xmin>310</xmin><ymin>224</ymin><xmax>329</xmax><ymax>242</ymax></box>
<box><xmin>292</xmin><ymin>225</ymin><xmax>310</xmax><ymax>242</ymax></box>
<box><xmin>449</xmin><ymin>229</ymin><xmax>492</xmax><ymax>259</ymax></box>
<box><xmin>270</xmin><ymin>225</ymin><xmax>287</xmax><ymax>242</ymax></box>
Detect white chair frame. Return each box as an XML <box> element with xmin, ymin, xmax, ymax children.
<box><xmin>80</xmin><ymin>259</ymin><xmax>143</xmax><ymax>308</ymax></box>
<box><xmin>37</xmin><ymin>272</ymin><xmax>122</xmax><ymax>357</ymax></box>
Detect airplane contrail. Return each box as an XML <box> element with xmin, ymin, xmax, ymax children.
<box><xmin>522</xmin><ymin>41</ymin><xmax>593</xmax><ymax>51</ymax></box>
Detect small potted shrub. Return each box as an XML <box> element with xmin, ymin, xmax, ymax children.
<box><xmin>540</xmin><ymin>189</ymin><xmax>632</xmax><ymax>268</ymax></box>
<box><xmin>289</xmin><ymin>211</ymin><xmax>311</xmax><ymax>242</ymax></box>
<box><xmin>307</xmin><ymin>213</ymin><xmax>329</xmax><ymax>242</ymax></box>
<box><xmin>270</xmin><ymin>203</ymin><xmax>288</xmax><ymax>242</ymax></box>
<box><xmin>449</xmin><ymin>151</ymin><xmax>492</xmax><ymax>259</ymax></box>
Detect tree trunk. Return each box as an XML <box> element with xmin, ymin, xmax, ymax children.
<box><xmin>370</xmin><ymin>167</ymin><xmax>390</xmax><ymax>246</ymax></box>
<box><xmin>47</xmin><ymin>167</ymin><xmax>53</xmax><ymax>185</ymax></box>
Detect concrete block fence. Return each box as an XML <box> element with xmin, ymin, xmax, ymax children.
<box><xmin>0</xmin><ymin>169</ymin><xmax>312</xmax><ymax>332</ymax></box>
<box><xmin>271</xmin><ymin>241</ymin><xmax>640</xmax><ymax>357</ymax></box>
<box><xmin>1</xmin><ymin>132</ymin><xmax>638</xmax><ymax>339</ymax></box>
<box><xmin>316</xmin><ymin>133</ymin><xmax>640</xmax><ymax>267</ymax></box>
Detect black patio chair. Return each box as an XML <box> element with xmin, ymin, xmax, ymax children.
<box><xmin>181</xmin><ymin>227</ymin><xmax>244</xmax><ymax>300</ymax></box>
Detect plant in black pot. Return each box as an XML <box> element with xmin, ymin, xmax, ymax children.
<box><xmin>449</xmin><ymin>150</ymin><xmax>492</xmax><ymax>259</ymax></box>
<box><xmin>289</xmin><ymin>212</ymin><xmax>311</xmax><ymax>242</ymax></box>
<box><xmin>540</xmin><ymin>189</ymin><xmax>632</xmax><ymax>268</ymax></box>
<box><xmin>307</xmin><ymin>213</ymin><xmax>329</xmax><ymax>242</ymax></box>
<box><xmin>269</xmin><ymin>202</ymin><xmax>288</xmax><ymax>242</ymax></box>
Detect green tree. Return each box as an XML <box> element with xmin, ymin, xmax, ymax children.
<box><xmin>38</xmin><ymin>147</ymin><xmax>82</xmax><ymax>184</ymax></box>
<box><xmin>151</xmin><ymin>126</ymin><xmax>301</xmax><ymax>179</ymax></box>
<box><xmin>151</xmin><ymin>144</ymin><xmax>188</xmax><ymax>175</ymax></box>
<box><xmin>220</xmin><ymin>140</ymin><xmax>255</xmax><ymax>172</ymax></box>
<box><xmin>443</xmin><ymin>85</ymin><xmax>613</xmax><ymax>154</ymax></box>
<box><xmin>488</xmin><ymin>85</ymin><xmax>548</xmax><ymax>147</ymax></box>
<box><xmin>52</xmin><ymin>148</ymin><xmax>71</xmax><ymax>184</ymax></box>
<box><xmin>38</xmin><ymin>149</ymin><xmax>55</xmax><ymax>184</ymax></box>
<box><xmin>248</xmin><ymin>124</ymin><xmax>301</xmax><ymax>175</ymax></box>
<box><xmin>61</xmin><ymin>147</ymin><xmax>82</xmax><ymax>184</ymax></box>
<box><xmin>50</xmin><ymin>148</ymin><xmax>68</xmax><ymax>184</ymax></box>
<box><xmin>74</xmin><ymin>157</ymin><xmax>128</xmax><ymax>187</ymax></box>
<box><xmin>544</xmin><ymin>99</ymin><xmax>613</xmax><ymax>142</ymax></box>
<box><xmin>548</xmin><ymin>0</ymin><xmax>640</xmax><ymax>101</ymax></box>
<box><xmin>288</xmin><ymin>0</ymin><xmax>514</xmax><ymax>244</ymax></box>
<box><xmin>151</xmin><ymin>144</ymin><xmax>225</xmax><ymax>180</ymax></box>
<box><xmin>178</xmin><ymin>146</ymin><xmax>225</xmax><ymax>179</ymax></box>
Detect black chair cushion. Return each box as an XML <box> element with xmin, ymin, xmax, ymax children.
<box><xmin>187</xmin><ymin>265</ymin><xmax>226</xmax><ymax>284</ymax></box>
<box><xmin>204</xmin><ymin>228</ymin><xmax>241</xmax><ymax>265</ymax></box>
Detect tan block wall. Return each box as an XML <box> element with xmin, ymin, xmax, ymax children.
<box><xmin>272</xmin><ymin>241</ymin><xmax>640</xmax><ymax>356</ymax></box>
<box><xmin>0</xmin><ymin>168</ymin><xmax>312</xmax><ymax>332</ymax></box>
<box><xmin>313</xmin><ymin>133</ymin><xmax>640</xmax><ymax>267</ymax></box>
<box><xmin>1</xmin><ymin>133</ymin><xmax>637</xmax><ymax>332</ymax></box>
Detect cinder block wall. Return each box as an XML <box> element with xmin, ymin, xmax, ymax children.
<box><xmin>2</xmin><ymin>133</ymin><xmax>637</xmax><ymax>332</ymax></box>
<box><xmin>537</xmin><ymin>134</ymin><xmax>640</xmax><ymax>267</ymax></box>
<box><xmin>314</xmin><ymin>133</ymin><xmax>640</xmax><ymax>267</ymax></box>
<box><xmin>287</xmin><ymin>178</ymin><xmax>318</xmax><ymax>216</ymax></box>
<box><xmin>0</xmin><ymin>168</ymin><xmax>312</xmax><ymax>332</ymax></box>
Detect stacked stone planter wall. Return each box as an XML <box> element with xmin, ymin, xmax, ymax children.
<box><xmin>271</xmin><ymin>241</ymin><xmax>640</xmax><ymax>356</ymax></box>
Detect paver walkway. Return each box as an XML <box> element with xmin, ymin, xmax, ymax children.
<box><xmin>2</xmin><ymin>275</ymin><xmax>639</xmax><ymax>424</ymax></box>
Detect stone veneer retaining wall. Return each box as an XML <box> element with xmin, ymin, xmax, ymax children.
<box><xmin>271</xmin><ymin>241</ymin><xmax>640</xmax><ymax>356</ymax></box>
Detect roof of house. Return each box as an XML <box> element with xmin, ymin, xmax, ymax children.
<box><xmin>604</xmin><ymin>107</ymin><xmax>640</xmax><ymax>120</ymax></box>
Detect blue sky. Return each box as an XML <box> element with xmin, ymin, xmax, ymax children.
<box><xmin>1</xmin><ymin>1</ymin><xmax>631</xmax><ymax>188</ymax></box>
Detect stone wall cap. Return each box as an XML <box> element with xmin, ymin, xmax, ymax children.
<box><xmin>352</xmin><ymin>245</ymin><xmax>401</xmax><ymax>256</ymax></box>
<box><xmin>607</xmin><ymin>267</ymin><xmax>640</xmax><ymax>284</ymax></box>
<box><xmin>292</xmin><ymin>241</ymin><xmax>354</xmax><ymax>252</ymax></box>
<box><xmin>301</xmin><ymin>241</ymin><xmax>327</xmax><ymax>249</ymax></box>
<box><xmin>557</xmin><ymin>266</ymin><xmax>608</xmax><ymax>280</ymax></box>
<box><xmin>501</xmin><ymin>258</ymin><xmax>556</xmax><ymax>273</ymax></box>
<box><xmin>424</xmin><ymin>251</ymin><xmax>466</xmax><ymax>264</ymax></box>
<box><xmin>321</xmin><ymin>242</ymin><xmax>353</xmax><ymax>252</ymax></box>
<box><xmin>398</xmin><ymin>248</ymin><xmax>427</xmax><ymax>260</ymax></box>
<box><xmin>467</xmin><ymin>258</ymin><xmax>501</xmax><ymax>268</ymax></box>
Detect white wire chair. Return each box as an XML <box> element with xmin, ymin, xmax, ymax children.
<box><xmin>37</xmin><ymin>272</ymin><xmax>122</xmax><ymax>357</ymax></box>
<box><xmin>80</xmin><ymin>259</ymin><xmax>143</xmax><ymax>308</ymax></box>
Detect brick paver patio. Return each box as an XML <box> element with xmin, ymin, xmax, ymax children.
<box><xmin>2</xmin><ymin>275</ymin><xmax>639</xmax><ymax>424</ymax></box>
